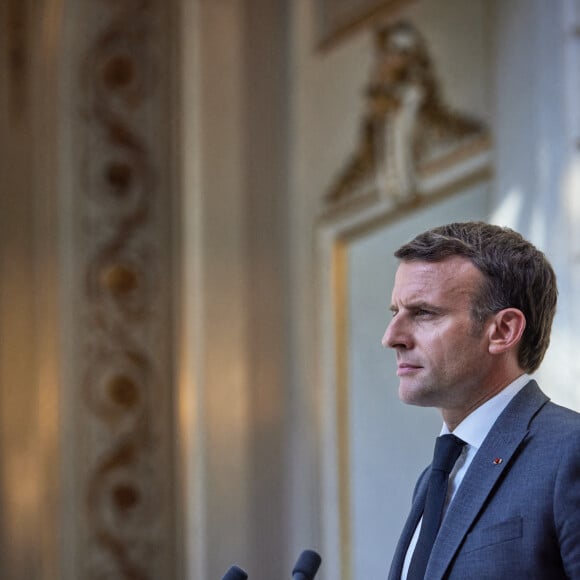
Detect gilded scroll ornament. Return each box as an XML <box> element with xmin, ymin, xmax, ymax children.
<box><xmin>75</xmin><ymin>0</ymin><xmax>176</xmax><ymax>578</ymax></box>
<box><xmin>326</xmin><ymin>21</ymin><xmax>488</xmax><ymax>209</ymax></box>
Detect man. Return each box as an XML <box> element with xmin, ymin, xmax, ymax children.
<box><xmin>384</xmin><ymin>221</ymin><xmax>580</xmax><ymax>579</ymax></box>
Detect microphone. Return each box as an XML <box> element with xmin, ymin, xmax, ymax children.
<box><xmin>292</xmin><ymin>549</ymin><xmax>322</xmax><ymax>580</ymax></box>
<box><xmin>221</xmin><ymin>565</ymin><xmax>248</xmax><ymax>580</ymax></box>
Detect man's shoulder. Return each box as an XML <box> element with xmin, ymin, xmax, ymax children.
<box><xmin>503</xmin><ymin>380</ymin><xmax>580</xmax><ymax>439</ymax></box>
<box><xmin>534</xmin><ymin>398</ymin><xmax>580</xmax><ymax>433</ymax></box>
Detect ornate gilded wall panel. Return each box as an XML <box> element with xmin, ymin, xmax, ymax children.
<box><xmin>325</xmin><ymin>21</ymin><xmax>490</xmax><ymax>216</ymax></box>
<box><xmin>71</xmin><ymin>1</ymin><xmax>178</xmax><ymax>578</ymax></box>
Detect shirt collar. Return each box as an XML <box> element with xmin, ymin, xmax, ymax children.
<box><xmin>440</xmin><ymin>373</ymin><xmax>531</xmax><ymax>449</ymax></box>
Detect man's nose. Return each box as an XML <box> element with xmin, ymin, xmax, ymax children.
<box><xmin>381</xmin><ymin>315</ymin><xmax>410</xmax><ymax>349</ymax></box>
<box><xmin>381</xmin><ymin>322</ymin><xmax>394</xmax><ymax>349</ymax></box>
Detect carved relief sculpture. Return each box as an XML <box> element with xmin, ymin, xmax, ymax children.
<box><xmin>326</xmin><ymin>21</ymin><xmax>489</xmax><ymax>208</ymax></box>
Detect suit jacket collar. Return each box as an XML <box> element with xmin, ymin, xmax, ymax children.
<box><xmin>425</xmin><ymin>380</ymin><xmax>548</xmax><ymax>578</ymax></box>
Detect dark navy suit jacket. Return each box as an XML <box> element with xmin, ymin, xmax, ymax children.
<box><xmin>388</xmin><ymin>381</ymin><xmax>580</xmax><ymax>579</ymax></box>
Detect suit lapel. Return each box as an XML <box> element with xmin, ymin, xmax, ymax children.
<box><xmin>425</xmin><ymin>381</ymin><xmax>548</xmax><ymax>579</ymax></box>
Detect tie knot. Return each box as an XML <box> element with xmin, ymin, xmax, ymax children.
<box><xmin>432</xmin><ymin>434</ymin><xmax>465</xmax><ymax>474</ymax></box>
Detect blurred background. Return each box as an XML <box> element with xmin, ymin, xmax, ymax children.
<box><xmin>1</xmin><ymin>0</ymin><xmax>580</xmax><ymax>578</ymax></box>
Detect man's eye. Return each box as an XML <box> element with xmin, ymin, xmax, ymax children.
<box><xmin>415</xmin><ymin>309</ymin><xmax>432</xmax><ymax>317</ymax></box>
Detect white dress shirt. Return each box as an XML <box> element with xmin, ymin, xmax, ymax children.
<box><xmin>400</xmin><ymin>374</ymin><xmax>531</xmax><ymax>579</ymax></box>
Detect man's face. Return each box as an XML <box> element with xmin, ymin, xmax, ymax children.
<box><xmin>382</xmin><ymin>257</ymin><xmax>493</xmax><ymax>414</ymax></box>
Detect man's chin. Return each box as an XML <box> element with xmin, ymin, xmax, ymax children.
<box><xmin>398</xmin><ymin>383</ymin><xmax>434</xmax><ymax>407</ymax></box>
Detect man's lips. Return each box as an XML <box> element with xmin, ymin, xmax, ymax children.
<box><xmin>396</xmin><ymin>363</ymin><xmax>422</xmax><ymax>376</ymax></box>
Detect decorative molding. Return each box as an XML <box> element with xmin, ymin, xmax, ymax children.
<box><xmin>74</xmin><ymin>1</ymin><xmax>177</xmax><ymax>578</ymax></box>
<box><xmin>324</xmin><ymin>21</ymin><xmax>490</xmax><ymax>216</ymax></box>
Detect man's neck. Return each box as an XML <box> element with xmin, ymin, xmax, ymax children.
<box><xmin>442</xmin><ymin>371</ymin><xmax>527</xmax><ymax>431</ymax></box>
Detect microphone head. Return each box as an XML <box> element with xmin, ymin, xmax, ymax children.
<box><xmin>221</xmin><ymin>565</ymin><xmax>248</xmax><ymax>580</ymax></box>
<box><xmin>292</xmin><ymin>549</ymin><xmax>322</xmax><ymax>579</ymax></box>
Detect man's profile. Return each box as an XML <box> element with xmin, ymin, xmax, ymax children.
<box><xmin>384</xmin><ymin>221</ymin><xmax>580</xmax><ymax>579</ymax></box>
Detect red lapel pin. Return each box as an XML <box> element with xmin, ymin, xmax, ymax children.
<box><xmin>492</xmin><ymin>457</ymin><xmax>503</xmax><ymax>465</ymax></box>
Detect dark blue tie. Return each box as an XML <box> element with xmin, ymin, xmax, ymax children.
<box><xmin>407</xmin><ymin>434</ymin><xmax>465</xmax><ymax>580</ymax></box>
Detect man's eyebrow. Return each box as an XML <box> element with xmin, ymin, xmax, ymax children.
<box><xmin>411</xmin><ymin>301</ymin><xmax>438</xmax><ymax>310</ymax></box>
<box><xmin>391</xmin><ymin>301</ymin><xmax>443</xmax><ymax>312</ymax></box>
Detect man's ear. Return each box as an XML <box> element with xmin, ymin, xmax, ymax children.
<box><xmin>487</xmin><ymin>308</ymin><xmax>526</xmax><ymax>355</ymax></box>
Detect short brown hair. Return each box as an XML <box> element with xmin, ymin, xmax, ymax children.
<box><xmin>394</xmin><ymin>221</ymin><xmax>557</xmax><ymax>373</ymax></box>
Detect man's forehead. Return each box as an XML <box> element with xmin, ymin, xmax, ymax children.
<box><xmin>391</xmin><ymin>257</ymin><xmax>481</xmax><ymax>298</ymax></box>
